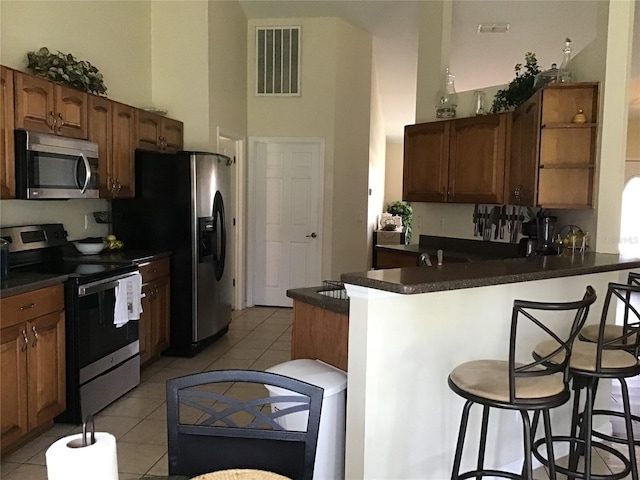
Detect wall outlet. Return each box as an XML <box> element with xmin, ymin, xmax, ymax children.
<box><xmin>84</xmin><ymin>214</ymin><xmax>90</xmax><ymax>230</ymax></box>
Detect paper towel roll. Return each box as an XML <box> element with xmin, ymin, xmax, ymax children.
<box><xmin>46</xmin><ymin>432</ymin><xmax>119</xmax><ymax>480</ymax></box>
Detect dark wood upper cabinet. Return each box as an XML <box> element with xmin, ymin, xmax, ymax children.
<box><xmin>14</xmin><ymin>71</ymin><xmax>87</xmax><ymax>139</ymax></box>
<box><xmin>135</xmin><ymin>110</ymin><xmax>183</xmax><ymax>153</ymax></box>
<box><xmin>1</xmin><ymin>66</ymin><xmax>15</xmax><ymax>199</ymax></box>
<box><xmin>403</xmin><ymin>113</ymin><xmax>508</xmax><ymax>204</ymax></box>
<box><xmin>506</xmin><ymin>82</ymin><xmax>598</xmax><ymax>208</ymax></box>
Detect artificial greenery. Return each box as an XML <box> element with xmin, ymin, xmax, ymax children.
<box><xmin>386</xmin><ymin>201</ymin><xmax>413</xmax><ymax>244</ymax></box>
<box><xmin>26</xmin><ymin>47</ymin><xmax>107</xmax><ymax>95</ymax></box>
<box><xmin>491</xmin><ymin>52</ymin><xmax>540</xmax><ymax>113</ymax></box>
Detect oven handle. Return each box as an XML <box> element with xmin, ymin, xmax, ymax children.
<box><xmin>77</xmin><ymin>272</ymin><xmax>138</xmax><ymax>297</ymax></box>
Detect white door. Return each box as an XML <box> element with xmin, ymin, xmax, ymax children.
<box><xmin>251</xmin><ymin>139</ymin><xmax>323</xmax><ymax>306</ymax></box>
<box><xmin>218</xmin><ymin>135</ymin><xmax>244</xmax><ymax>310</ymax></box>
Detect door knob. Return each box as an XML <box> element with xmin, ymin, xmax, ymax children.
<box><xmin>306</xmin><ymin>232</ymin><xmax>317</xmax><ymax>238</ymax></box>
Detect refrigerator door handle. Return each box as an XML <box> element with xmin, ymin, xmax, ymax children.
<box><xmin>212</xmin><ymin>190</ymin><xmax>226</xmax><ymax>281</ymax></box>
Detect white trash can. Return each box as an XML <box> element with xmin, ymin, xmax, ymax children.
<box><xmin>265</xmin><ymin>359</ymin><xmax>347</xmax><ymax>480</ymax></box>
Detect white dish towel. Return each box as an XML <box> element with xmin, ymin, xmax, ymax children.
<box><xmin>114</xmin><ymin>272</ymin><xmax>144</xmax><ymax>327</ymax></box>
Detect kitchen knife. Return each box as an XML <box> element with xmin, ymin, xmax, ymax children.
<box><xmin>500</xmin><ymin>205</ymin><xmax>506</xmax><ymax>239</ymax></box>
<box><xmin>485</xmin><ymin>206</ymin><xmax>491</xmax><ymax>240</ymax></box>
<box><xmin>510</xmin><ymin>206</ymin><xmax>517</xmax><ymax>243</ymax></box>
<box><xmin>491</xmin><ymin>206</ymin><xmax>499</xmax><ymax>239</ymax></box>
<box><xmin>473</xmin><ymin>204</ymin><xmax>479</xmax><ymax>236</ymax></box>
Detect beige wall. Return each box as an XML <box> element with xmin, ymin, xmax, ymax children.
<box><xmin>247</xmin><ymin>17</ymin><xmax>373</xmax><ymax>279</ymax></box>
<box><xmin>333</xmin><ymin>19</ymin><xmax>373</xmax><ymax>275</ymax></box>
<box><xmin>151</xmin><ymin>1</ymin><xmax>211</xmax><ymax>151</ymax></box>
<box><xmin>209</xmin><ymin>1</ymin><xmax>248</xmax><ymax>141</ymax></box>
<box><xmin>628</xmin><ymin>118</ymin><xmax>640</xmax><ymax>160</ymax></box>
<box><xmin>368</xmin><ymin>65</ymin><xmax>386</xmax><ymax>264</ymax></box>
<box><xmin>0</xmin><ymin>0</ymin><xmax>151</xmax><ymax>238</ymax></box>
<box><xmin>0</xmin><ymin>1</ymin><xmax>152</xmax><ymax>106</ymax></box>
<box><xmin>384</xmin><ymin>140</ymin><xmax>403</xmax><ymax>207</ymax></box>
<box><xmin>0</xmin><ymin>0</ymin><xmax>248</xmax><ymax>238</ymax></box>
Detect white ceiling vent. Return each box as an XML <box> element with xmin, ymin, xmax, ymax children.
<box><xmin>256</xmin><ymin>26</ymin><xmax>301</xmax><ymax>96</ymax></box>
<box><xmin>477</xmin><ymin>23</ymin><xmax>510</xmax><ymax>34</ymax></box>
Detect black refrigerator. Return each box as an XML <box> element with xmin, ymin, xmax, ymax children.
<box><xmin>113</xmin><ymin>150</ymin><xmax>233</xmax><ymax>356</ymax></box>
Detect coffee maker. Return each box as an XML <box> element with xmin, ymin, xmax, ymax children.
<box><xmin>536</xmin><ymin>216</ymin><xmax>558</xmax><ymax>254</ymax></box>
<box><xmin>518</xmin><ymin>216</ymin><xmax>558</xmax><ymax>256</ymax></box>
<box><xmin>518</xmin><ymin>220</ymin><xmax>538</xmax><ymax>257</ymax></box>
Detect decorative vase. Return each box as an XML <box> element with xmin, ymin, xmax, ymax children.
<box><xmin>436</xmin><ymin>68</ymin><xmax>458</xmax><ymax>119</ymax></box>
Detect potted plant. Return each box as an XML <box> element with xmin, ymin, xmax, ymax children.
<box><xmin>26</xmin><ymin>47</ymin><xmax>107</xmax><ymax>95</ymax></box>
<box><xmin>491</xmin><ymin>52</ymin><xmax>540</xmax><ymax>113</ymax></box>
<box><xmin>386</xmin><ymin>201</ymin><xmax>413</xmax><ymax>244</ymax></box>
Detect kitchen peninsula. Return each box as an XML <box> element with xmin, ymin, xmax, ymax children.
<box><xmin>339</xmin><ymin>252</ymin><xmax>640</xmax><ymax>479</ymax></box>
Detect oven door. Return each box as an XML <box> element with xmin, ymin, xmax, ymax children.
<box><xmin>75</xmin><ymin>273</ymin><xmax>139</xmax><ymax>379</ymax></box>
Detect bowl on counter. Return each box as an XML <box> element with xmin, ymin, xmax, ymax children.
<box><xmin>74</xmin><ymin>241</ymin><xmax>106</xmax><ymax>255</ymax></box>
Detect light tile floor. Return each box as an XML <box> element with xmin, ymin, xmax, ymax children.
<box><xmin>1</xmin><ymin>306</ymin><xmax>638</xmax><ymax>479</ymax></box>
<box><xmin>0</xmin><ymin>306</ymin><xmax>293</xmax><ymax>479</ymax></box>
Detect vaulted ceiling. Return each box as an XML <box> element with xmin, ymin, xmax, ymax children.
<box><xmin>239</xmin><ymin>0</ymin><xmax>638</xmax><ymax>140</ymax></box>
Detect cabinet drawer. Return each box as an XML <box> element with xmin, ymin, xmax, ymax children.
<box><xmin>1</xmin><ymin>284</ymin><xmax>64</xmax><ymax>328</ymax></box>
<box><xmin>138</xmin><ymin>258</ymin><xmax>170</xmax><ymax>283</ymax></box>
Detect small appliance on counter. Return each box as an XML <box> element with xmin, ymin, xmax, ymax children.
<box><xmin>536</xmin><ymin>215</ymin><xmax>558</xmax><ymax>254</ymax></box>
<box><xmin>518</xmin><ymin>219</ymin><xmax>538</xmax><ymax>257</ymax></box>
<box><xmin>517</xmin><ymin>215</ymin><xmax>559</xmax><ymax>256</ymax></box>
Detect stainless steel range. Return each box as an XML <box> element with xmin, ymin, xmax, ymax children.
<box><xmin>1</xmin><ymin>224</ymin><xmax>140</xmax><ymax>424</ymax></box>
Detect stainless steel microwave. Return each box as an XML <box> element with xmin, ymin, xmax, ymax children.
<box><xmin>15</xmin><ymin>130</ymin><xmax>99</xmax><ymax>199</ymax></box>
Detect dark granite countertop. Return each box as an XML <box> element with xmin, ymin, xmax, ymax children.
<box><xmin>64</xmin><ymin>249</ymin><xmax>171</xmax><ymax>265</ymax></box>
<box><xmin>341</xmin><ymin>252</ymin><xmax>640</xmax><ymax>295</ymax></box>
<box><xmin>0</xmin><ymin>272</ymin><xmax>69</xmax><ymax>298</ymax></box>
<box><xmin>1</xmin><ymin>250</ymin><xmax>171</xmax><ymax>298</ymax></box>
<box><xmin>286</xmin><ymin>286</ymin><xmax>349</xmax><ymax>315</ymax></box>
<box><xmin>375</xmin><ymin>235</ymin><xmax>520</xmax><ymax>262</ymax></box>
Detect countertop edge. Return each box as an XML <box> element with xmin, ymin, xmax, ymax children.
<box><xmin>341</xmin><ymin>253</ymin><xmax>640</xmax><ymax>295</ymax></box>
<box><xmin>0</xmin><ymin>274</ymin><xmax>69</xmax><ymax>298</ymax></box>
<box><xmin>287</xmin><ymin>287</ymin><xmax>349</xmax><ymax>315</ymax></box>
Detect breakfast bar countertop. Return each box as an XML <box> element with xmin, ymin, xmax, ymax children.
<box><xmin>341</xmin><ymin>252</ymin><xmax>640</xmax><ymax>295</ymax></box>
<box><xmin>286</xmin><ymin>286</ymin><xmax>349</xmax><ymax>315</ymax></box>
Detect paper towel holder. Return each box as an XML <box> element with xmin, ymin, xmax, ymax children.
<box><xmin>67</xmin><ymin>415</ymin><xmax>96</xmax><ymax>448</ymax></box>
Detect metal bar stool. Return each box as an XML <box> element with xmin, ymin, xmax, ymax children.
<box><xmin>448</xmin><ymin>286</ymin><xmax>596</xmax><ymax>480</ymax></box>
<box><xmin>532</xmin><ymin>280</ymin><xmax>640</xmax><ymax>480</ymax></box>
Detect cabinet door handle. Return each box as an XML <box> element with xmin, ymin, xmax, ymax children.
<box><xmin>448</xmin><ymin>189</ymin><xmax>454</xmax><ymax>198</ymax></box>
<box><xmin>21</xmin><ymin>330</ymin><xmax>29</xmax><ymax>352</ymax></box>
<box><xmin>439</xmin><ymin>187</ymin><xmax>447</xmax><ymax>200</ymax></box>
<box><xmin>31</xmin><ymin>326</ymin><xmax>39</xmax><ymax>347</ymax></box>
<box><xmin>48</xmin><ymin>111</ymin><xmax>56</xmax><ymax>130</ymax></box>
<box><xmin>20</xmin><ymin>303</ymin><xmax>35</xmax><ymax>311</ymax></box>
<box><xmin>57</xmin><ymin>113</ymin><xmax>65</xmax><ymax>129</ymax></box>
<box><xmin>514</xmin><ymin>184</ymin><xmax>522</xmax><ymax>200</ymax></box>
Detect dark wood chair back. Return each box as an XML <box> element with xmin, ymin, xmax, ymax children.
<box><xmin>166</xmin><ymin>369</ymin><xmax>324</xmax><ymax>479</ymax></box>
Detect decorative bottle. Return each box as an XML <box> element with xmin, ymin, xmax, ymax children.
<box><xmin>436</xmin><ymin>68</ymin><xmax>458</xmax><ymax>119</ymax></box>
<box><xmin>557</xmin><ymin>37</ymin><xmax>572</xmax><ymax>83</ymax></box>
